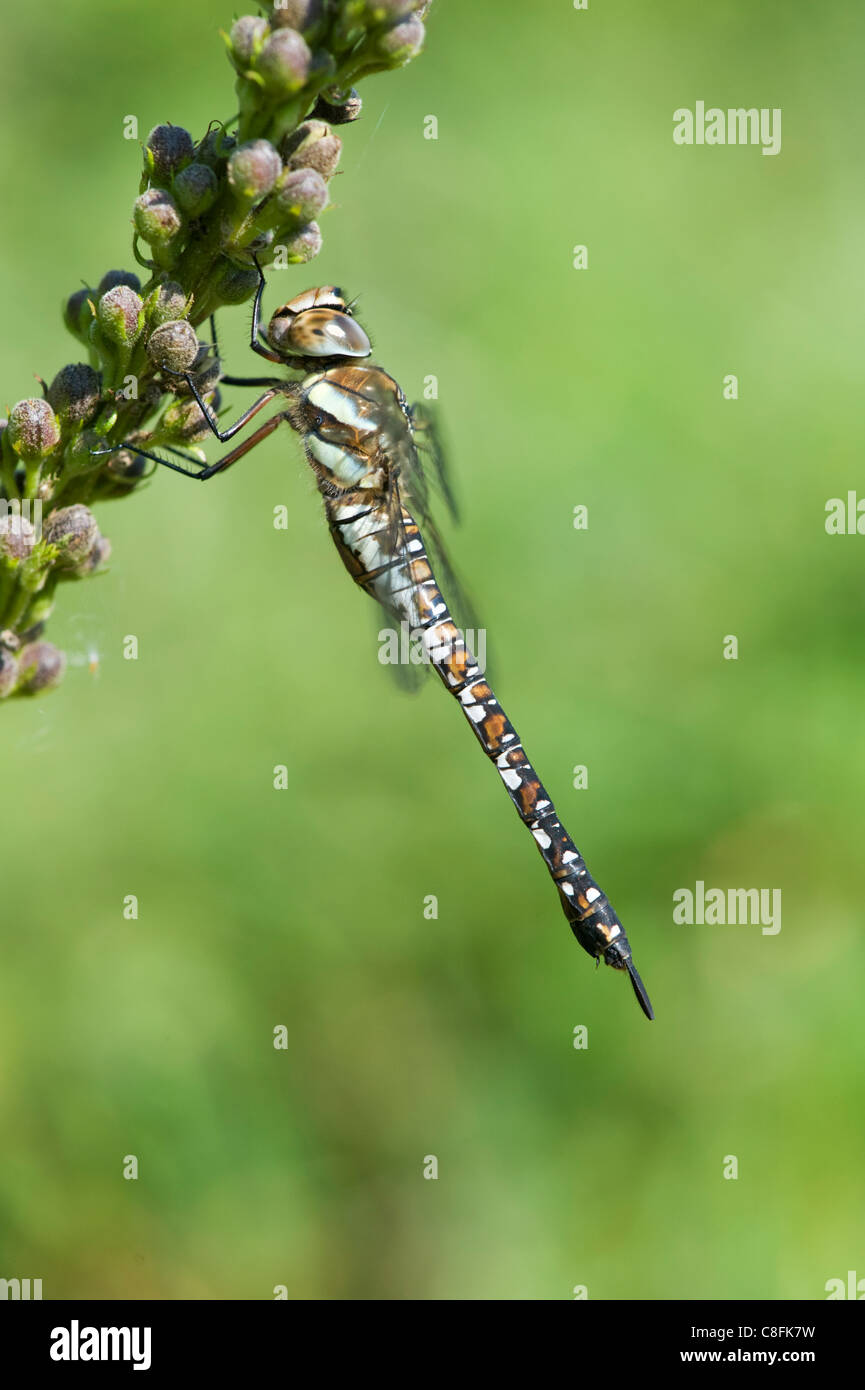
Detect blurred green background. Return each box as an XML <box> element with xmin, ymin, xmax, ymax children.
<box><xmin>1</xmin><ymin>0</ymin><xmax>863</xmax><ymax>1300</ymax></box>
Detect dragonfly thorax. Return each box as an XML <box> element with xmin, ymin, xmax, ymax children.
<box><xmin>267</xmin><ymin>286</ymin><xmax>371</xmax><ymax>363</ymax></box>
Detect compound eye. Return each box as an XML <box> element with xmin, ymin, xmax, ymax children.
<box><xmin>294</xmin><ymin>308</ymin><xmax>372</xmax><ymax>358</ymax></box>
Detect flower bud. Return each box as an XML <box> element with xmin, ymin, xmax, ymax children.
<box><xmin>271</xmin><ymin>1</ymin><xmax>325</xmax><ymax>39</ymax></box>
<box><xmin>0</xmin><ymin>649</ymin><xmax>18</xmax><ymax>699</ymax></box>
<box><xmin>145</xmin><ymin>280</ymin><xmax>190</xmax><ymax>328</ymax></box>
<box><xmin>63</xmin><ymin>287</ymin><xmax>95</xmax><ymax>339</ymax></box>
<box><xmin>312</xmin><ymin>86</ymin><xmax>362</xmax><ymax>125</ymax></box>
<box><xmin>47</xmin><ymin>363</ymin><xmax>102</xmax><ymax>426</ymax></box>
<box><xmin>172</xmin><ymin>162</ymin><xmax>219</xmax><ymax>217</ymax></box>
<box><xmin>228</xmin><ymin>15</ymin><xmax>270</xmax><ymax>67</ymax></box>
<box><xmin>97</xmin><ymin>269</ymin><xmax>142</xmax><ymax>296</ymax></box>
<box><xmin>273</xmin><ymin>221</ymin><xmax>322</xmax><ymax>264</ymax></box>
<box><xmin>256</xmin><ymin>27</ymin><xmax>312</xmax><ymax>95</ymax></box>
<box><xmin>0</xmin><ymin>512</ymin><xmax>35</xmax><ymax>561</ymax></box>
<box><xmin>105</xmin><ymin>450</ymin><xmax>148</xmax><ymax>483</ymax></box>
<box><xmin>227</xmin><ymin>139</ymin><xmax>283</xmax><ymax>201</ymax></box>
<box><xmin>209</xmin><ymin>257</ymin><xmax>260</xmax><ymax>305</ymax></box>
<box><xmin>76</xmin><ymin>533</ymin><xmax>112</xmax><ymax>575</ymax></box>
<box><xmin>160</xmin><ymin>393</ymin><xmax>219</xmax><ymax>443</ymax></box>
<box><xmin>281</xmin><ymin>121</ymin><xmax>341</xmax><ymax>178</ymax></box>
<box><xmin>270</xmin><ymin>166</ymin><xmax>328</xmax><ymax>222</ymax></box>
<box><xmin>145</xmin><ymin>123</ymin><xmax>195</xmax><ymax>181</ymax></box>
<box><xmin>377</xmin><ymin>14</ymin><xmax>425</xmax><ymax>64</ymax></box>
<box><xmin>43</xmin><ymin>504</ymin><xmax>99</xmax><ymax>565</ymax></box>
<box><xmin>146</xmin><ymin>320</ymin><xmax>201</xmax><ymax>373</ymax></box>
<box><xmin>134</xmin><ymin>188</ymin><xmax>183</xmax><ymax>247</ymax></box>
<box><xmin>97</xmin><ymin>286</ymin><xmax>144</xmax><ymax>347</ymax></box>
<box><xmin>16</xmin><ymin>641</ymin><xmax>66</xmax><ymax>695</ymax></box>
<box><xmin>8</xmin><ymin>399</ymin><xmax>61</xmax><ymax>462</ymax></box>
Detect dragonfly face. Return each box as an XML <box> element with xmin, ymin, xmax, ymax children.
<box><xmin>266</xmin><ymin>286</ymin><xmax>372</xmax><ymax>363</ymax></box>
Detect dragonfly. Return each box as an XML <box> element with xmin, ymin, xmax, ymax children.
<box><xmin>99</xmin><ymin>260</ymin><xmax>654</xmax><ymax>1020</ymax></box>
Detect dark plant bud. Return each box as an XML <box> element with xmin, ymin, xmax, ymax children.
<box><xmin>47</xmin><ymin>363</ymin><xmax>102</xmax><ymax>426</ymax></box>
<box><xmin>256</xmin><ymin>27</ymin><xmax>312</xmax><ymax>95</ymax></box>
<box><xmin>106</xmin><ymin>449</ymin><xmax>148</xmax><ymax>482</ymax></box>
<box><xmin>146</xmin><ymin>320</ymin><xmax>201</xmax><ymax>373</ymax></box>
<box><xmin>227</xmin><ymin>139</ymin><xmax>283</xmax><ymax>201</ymax></box>
<box><xmin>377</xmin><ymin>14</ymin><xmax>425</xmax><ymax>63</ymax></box>
<box><xmin>16</xmin><ymin>641</ymin><xmax>66</xmax><ymax>695</ymax></box>
<box><xmin>169</xmin><ymin>344</ymin><xmax>221</xmax><ymax>396</ymax></box>
<box><xmin>134</xmin><ymin>188</ymin><xmax>183</xmax><ymax>247</ymax></box>
<box><xmin>209</xmin><ymin>257</ymin><xmax>260</xmax><ymax>305</ymax></box>
<box><xmin>145</xmin><ymin>123</ymin><xmax>195</xmax><ymax>181</ymax></box>
<box><xmin>0</xmin><ymin>512</ymin><xmax>36</xmax><ymax>561</ymax></box>
<box><xmin>43</xmin><ymin>504</ymin><xmax>99</xmax><ymax>565</ymax></box>
<box><xmin>76</xmin><ymin>533</ymin><xmax>112</xmax><ymax>575</ymax></box>
<box><xmin>271</xmin><ymin>166</ymin><xmax>329</xmax><ymax>222</ymax></box>
<box><xmin>145</xmin><ymin>280</ymin><xmax>190</xmax><ymax>327</ymax></box>
<box><xmin>312</xmin><ymin>85</ymin><xmax>362</xmax><ymax>125</ymax></box>
<box><xmin>197</xmin><ymin>124</ymin><xmax>236</xmax><ymax>169</ymax></box>
<box><xmin>273</xmin><ymin>221</ymin><xmax>322</xmax><ymax>263</ymax></box>
<box><xmin>172</xmin><ymin>162</ymin><xmax>219</xmax><ymax>217</ymax></box>
<box><xmin>97</xmin><ymin>286</ymin><xmax>144</xmax><ymax>347</ymax></box>
<box><xmin>281</xmin><ymin>121</ymin><xmax>342</xmax><ymax>178</ymax></box>
<box><xmin>228</xmin><ymin>15</ymin><xmax>270</xmax><ymax>66</ymax></box>
<box><xmin>8</xmin><ymin>399</ymin><xmax>61</xmax><ymax>462</ymax></box>
<box><xmin>0</xmin><ymin>649</ymin><xmax>18</xmax><ymax>699</ymax></box>
<box><xmin>63</xmin><ymin>287</ymin><xmax>95</xmax><ymax>339</ymax></box>
<box><xmin>97</xmin><ymin>269</ymin><xmax>142</xmax><ymax>296</ymax></box>
<box><xmin>270</xmin><ymin>1</ymin><xmax>325</xmax><ymax>39</ymax></box>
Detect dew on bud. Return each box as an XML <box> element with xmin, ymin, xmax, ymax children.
<box><xmin>256</xmin><ymin>27</ymin><xmax>312</xmax><ymax>96</ymax></box>
<box><xmin>173</xmin><ymin>162</ymin><xmax>219</xmax><ymax>217</ymax></box>
<box><xmin>312</xmin><ymin>86</ymin><xmax>362</xmax><ymax>125</ymax></box>
<box><xmin>145</xmin><ymin>123</ymin><xmax>195</xmax><ymax>181</ymax></box>
<box><xmin>16</xmin><ymin>641</ymin><xmax>66</xmax><ymax>695</ymax></box>
<box><xmin>146</xmin><ymin>319</ymin><xmax>201</xmax><ymax>373</ymax></box>
<box><xmin>8</xmin><ymin>399</ymin><xmax>61</xmax><ymax>462</ymax></box>
<box><xmin>134</xmin><ymin>188</ymin><xmax>183</xmax><ymax>247</ymax></box>
<box><xmin>0</xmin><ymin>513</ymin><xmax>36</xmax><ymax>562</ymax></box>
<box><xmin>97</xmin><ymin>285</ymin><xmax>145</xmax><ymax>347</ymax></box>
<box><xmin>227</xmin><ymin>139</ymin><xmax>283</xmax><ymax>201</ymax></box>
<box><xmin>43</xmin><ymin>504</ymin><xmax>99</xmax><ymax>565</ymax></box>
<box><xmin>47</xmin><ymin>363</ymin><xmax>102</xmax><ymax>426</ymax></box>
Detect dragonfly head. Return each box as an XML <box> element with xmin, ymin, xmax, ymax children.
<box><xmin>267</xmin><ymin>286</ymin><xmax>371</xmax><ymax>363</ymax></box>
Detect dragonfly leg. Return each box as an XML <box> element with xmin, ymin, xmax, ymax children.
<box><xmin>170</xmin><ymin>380</ymin><xmax>281</xmax><ymax>444</ymax></box>
<box><xmin>91</xmin><ymin>409</ymin><xmax>291</xmax><ymax>481</ymax></box>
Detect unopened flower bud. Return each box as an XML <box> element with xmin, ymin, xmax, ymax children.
<box><xmin>312</xmin><ymin>86</ymin><xmax>362</xmax><ymax>125</ymax></box>
<box><xmin>47</xmin><ymin>363</ymin><xmax>102</xmax><ymax>426</ymax></box>
<box><xmin>281</xmin><ymin>121</ymin><xmax>341</xmax><ymax>178</ymax></box>
<box><xmin>271</xmin><ymin>166</ymin><xmax>328</xmax><ymax>222</ymax></box>
<box><xmin>76</xmin><ymin>533</ymin><xmax>112</xmax><ymax>575</ymax></box>
<box><xmin>146</xmin><ymin>320</ymin><xmax>200</xmax><ymax>373</ymax></box>
<box><xmin>271</xmin><ymin>1</ymin><xmax>325</xmax><ymax>39</ymax></box>
<box><xmin>256</xmin><ymin>27</ymin><xmax>312</xmax><ymax>95</ymax></box>
<box><xmin>209</xmin><ymin>257</ymin><xmax>260</xmax><ymax>305</ymax></box>
<box><xmin>97</xmin><ymin>286</ymin><xmax>144</xmax><ymax>346</ymax></box>
<box><xmin>134</xmin><ymin>188</ymin><xmax>183</xmax><ymax>247</ymax></box>
<box><xmin>16</xmin><ymin>641</ymin><xmax>66</xmax><ymax>695</ymax></box>
<box><xmin>0</xmin><ymin>512</ymin><xmax>35</xmax><ymax>561</ymax></box>
<box><xmin>8</xmin><ymin>399</ymin><xmax>61</xmax><ymax>462</ymax></box>
<box><xmin>43</xmin><ymin>504</ymin><xmax>99</xmax><ymax>565</ymax></box>
<box><xmin>0</xmin><ymin>650</ymin><xmax>18</xmax><ymax>699</ymax></box>
<box><xmin>98</xmin><ymin>269</ymin><xmax>142</xmax><ymax>296</ymax></box>
<box><xmin>145</xmin><ymin>124</ymin><xmax>194</xmax><ymax>181</ymax></box>
<box><xmin>63</xmin><ymin>287</ymin><xmax>95</xmax><ymax>339</ymax></box>
<box><xmin>227</xmin><ymin>139</ymin><xmax>282</xmax><ymax>201</ymax></box>
<box><xmin>106</xmin><ymin>450</ymin><xmax>148</xmax><ymax>483</ymax></box>
<box><xmin>173</xmin><ymin>162</ymin><xmax>219</xmax><ymax>217</ymax></box>
<box><xmin>161</xmin><ymin>393</ymin><xmax>218</xmax><ymax>443</ymax></box>
<box><xmin>145</xmin><ymin>281</ymin><xmax>190</xmax><ymax>328</ymax></box>
<box><xmin>228</xmin><ymin>16</ymin><xmax>270</xmax><ymax>67</ymax></box>
<box><xmin>273</xmin><ymin>221</ymin><xmax>322</xmax><ymax>264</ymax></box>
<box><xmin>377</xmin><ymin>14</ymin><xmax>425</xmax><ymax>64</ymax></box>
